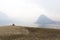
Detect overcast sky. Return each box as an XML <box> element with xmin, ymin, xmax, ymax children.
<box><xmin>0</xmin><ymin>0</ymin><xmax>60</xmax><ymax>24</ymax></box>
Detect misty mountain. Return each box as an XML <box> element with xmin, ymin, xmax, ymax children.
<box><xmin>0</xmin><ymin>12</ymin><xmax>12</xmax><ymax>25</ymax></box>
<box><xmin>36</xmin><ymin>15</ymin><xmax>56</xmax><ymax>25</ymax></box>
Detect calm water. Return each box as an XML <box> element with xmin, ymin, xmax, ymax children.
<box><xmin>0</xmin><ymin>24</ymin><xmax>60</xmax><ymax>29</ymax></box>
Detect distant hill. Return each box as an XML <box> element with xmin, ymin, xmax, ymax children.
<box><xmin>0</xmin><ymin>12</ymin><xmax>12</xmax><ymax>25</ymax></box>
<box><xmin>36</xmin><ymin>15</ymin><xmax>56</xmax><ymax>25</ymax></box>
<box><xmin>0</xmin><ymin>12</ymin><xmax>25</xmax><ymax>25</ymax></box>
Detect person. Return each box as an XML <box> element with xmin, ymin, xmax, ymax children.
<box><xmin>12</xmin><ymin>24</ymin><xmax>15</xmax><ymax>26</ymax></box>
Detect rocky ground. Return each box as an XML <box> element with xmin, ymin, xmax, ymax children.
<box><xmin>0</xmin><ymin>26</ymin><xmax>60</xmax><ymax>40</ymax></box>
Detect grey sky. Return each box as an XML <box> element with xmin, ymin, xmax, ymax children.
<box><xmin>0</xmin><ymin>0</ymin><xmax>60</xmax><ymax>24</ymax></box>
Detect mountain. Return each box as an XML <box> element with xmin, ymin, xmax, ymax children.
<box><xmin>36</xmin><ymin>15</ymin><xmax>56</xmax><ymax>25</ymax></box>
<box><xmin>0</xmin><ymin>12</ymin><xmax>12</xmax><ymax>25</ymax></box>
